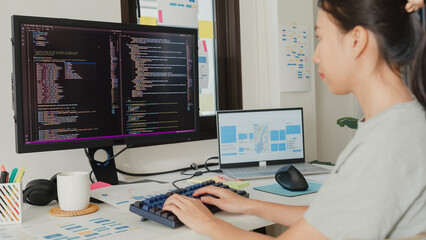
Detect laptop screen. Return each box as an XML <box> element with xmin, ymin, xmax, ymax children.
<box><xmin>217</xmin><ymin>108</ymin><xmax>305</xmax><ymax>167</ymax></box>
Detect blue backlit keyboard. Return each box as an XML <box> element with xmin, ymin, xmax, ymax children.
<box><xmin>129</xmin><ymin>180</ymin><xmax>249</xmax><ymax>228</ymax></box>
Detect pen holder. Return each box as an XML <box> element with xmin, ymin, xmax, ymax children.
<box><xmin>0</xmin><ymin>183</ymin><xmax>22</xmax><ymax>224</ymax></box>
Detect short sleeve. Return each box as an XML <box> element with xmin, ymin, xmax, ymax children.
<box><xmin>304</xmin><ymin>141</ymin><xmax>423</xmax><ymax>240</ymax></box>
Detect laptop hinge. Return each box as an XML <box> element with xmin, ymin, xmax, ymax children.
<box><xmin>259</xmin><ymin>161</ymin><xmax>267</xmax><ymax>167</ymax></box>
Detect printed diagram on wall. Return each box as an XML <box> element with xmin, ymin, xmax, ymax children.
<box><xmin>138</xmin><ymin>0</ymin><xmax>217</xmax><ymax>116</ymax></box>
<box><xmin>279</xmin><ymin>24</ymin><xmax>311</xmax><ymax>92</ymax></box>
<box><xmin>157</xmin><ymin>0</ymin><xmax>199</xmax><ymax>28</ymax></box>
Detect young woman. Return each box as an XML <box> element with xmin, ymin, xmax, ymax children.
<box><xmin>163</xmin><ymin>0</ymin><xmax>426</xmax><ymax>239</ymax></box>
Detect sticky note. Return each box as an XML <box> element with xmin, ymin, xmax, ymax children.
<box><xmin>158</xmin><ymin>10</ymin><xmax>163</xmax><ymax>23</ymax></box>
<box><xmin>223</xmin><ymin>181</ymin><xmax>250</xmax><ymax>190</ymax></box>
<box><xmin>90</xmin><ymin>181</ymin><xmax>112</xmax><ymax>191</ymax></box>
<box><xmin>199</xmin><ymin>20</ymin><xmax>214</xmax><ymax>39</ymax></box>
<box><xmin>140</xmin><ymin>17</ymin><xmax>157</xmax><ymax>26</ymax></box>
<box><xmin>199</xmin><ymin>93</ymin><xmax>214</xmax><ymax>113</ymax></box>
<box><xmin>187</xmin><ymin>176</ymin><xmax>220</xmax><ymax>184</ymax></box>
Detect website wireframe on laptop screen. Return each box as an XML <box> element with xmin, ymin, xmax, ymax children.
<box><xmin>218</xmin><ymin>109</ymin><xmax>305</xmax><ymax>165</ymax></box>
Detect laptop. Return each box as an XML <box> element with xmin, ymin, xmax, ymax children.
<box><xmin>216</xmin><ymin>108</ymin><xmax>330</xmax><ymax>180</ymax></box>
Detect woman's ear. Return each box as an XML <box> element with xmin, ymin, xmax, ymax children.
<box><xmin>350</xmin><ymin>25</ymin><xmax>369</xmax><ymax>59</ymax></box>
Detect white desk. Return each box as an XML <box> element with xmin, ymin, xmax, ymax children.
<box><xmin>6</xmin><ymin>171</ymin><xmax>327</xmax><ymax>240</ymax></box>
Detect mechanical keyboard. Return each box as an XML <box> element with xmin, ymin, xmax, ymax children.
<box><xmin>129</xmin><ymin>180</ymin><xmax>249</xmax><ymax>228</ymax></box>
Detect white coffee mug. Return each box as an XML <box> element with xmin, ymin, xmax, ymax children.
<box><xmin>57</xmin><ymin>172</ymin><xmax>90</xmax><ymax>211</ymax></box>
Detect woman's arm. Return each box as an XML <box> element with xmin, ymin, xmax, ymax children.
<box><xmin>162</xmin><ymin>192</ymin><xmax>328</xmax><ymax>240</ymax></box>
<box><xmin>243</xmin><ymin>199</ymin><xmax>308</xmax><ymax>227</ymax></box>
<box><xmin>194</xmin><ymin>186</ymin><xmax>308</xmax><ymax>226</ymax></box>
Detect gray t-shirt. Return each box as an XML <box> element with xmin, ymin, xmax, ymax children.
<box><xmin>304</xmin><ymin>100</ymin><xmax>426</xmax><ymax>240</ymax></box>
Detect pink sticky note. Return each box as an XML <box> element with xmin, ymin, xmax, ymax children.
<box><xmin>158</xmin><ymin>10</ymin><xmax>163</xmax><ymax>23</ymax></box>
<box><xmin>90</xmin><ymin>181</ymin><xmax>112</xmax><ymax>191</ymax></box>
<box><xmin>203</xmin><ymin>40</ymin><xmax>207</xmax><ymax>52</ymax></box>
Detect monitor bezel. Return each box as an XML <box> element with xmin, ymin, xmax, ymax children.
<box><xmin>12</xmin><ymin>15</ymin><xmax>199</xmax><ymax>154</ymax></box>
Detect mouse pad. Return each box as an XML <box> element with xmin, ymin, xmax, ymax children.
<box><xmin>253</xmin><ymin>182</ymin><xmax>322</xmax><ymax>197</ymax></box>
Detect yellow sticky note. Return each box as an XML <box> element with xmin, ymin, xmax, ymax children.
<box><xmin>199</xmin><ymin>20</ymin><xmax>213</xmax><ymax>39</ymax></box>
<box><xmin>140</xmin><ymin>17</ymin><xmax>157</xmax><ymax>26</ymax></box>
<box><xmin>200</xmin><ymin>93</ymin><xmax>214</xmax><ymax>114</ymax></box>
<box><xmin>187</xmin><ymin>176</ymin><xmax>219</xmax><ymax>184</ymax></box>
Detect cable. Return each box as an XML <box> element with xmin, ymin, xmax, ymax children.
<box><xmin>89</xmin><ymin>171</ymin><xmax>95</xmax><ymax>184</ymax></box>
<box><xmin>85</xmin><ymin>145</ymin><xmax>134</xmax><ymax>183</ymax></box>
<box><xmin>84</xmin><ymin>144</ymin><xmax>134</xmax><ymax>164</ymax></box>
<box><xmin>136</xmin><ymin>0</ymin><xmax>141</xmax><ymax>19</ymax></box>
<box><xmin>204</xmin><ymin>156</ymin><xmax>221</xmax><ymax>173</ymax></box>
<box><xmin>85</xmin><ymin>146</ymin><xmax>220</xmax><ymax>183</ymax></box>
<box><xmin>117</xmin><ymin>166</ymin><xmax>196</xmax><ymax>177</ymax></box>
<box><xmin>172</xmin><ymin>171</ymin><xmax>203</xmax><ymax>189</ymax></box>
<box><xmin>117</xmin><ymin>161</ymin><xmax>219</xmax><ymax>177</ymax></box>
<box><xmin>173</xmin><ymin>156</ymin><xmax>220</xmax><ymax>189</ymax></box>
<box><xmin>180</xmin><ymin>157</ymin><xmax>220</xmax><ymax>176</ymax></box>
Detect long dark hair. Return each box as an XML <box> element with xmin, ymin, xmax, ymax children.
<box><xmin>411</xmin><ymin>33</ymin><xmax>426</xmax><ymax>111</ymax></box>
<box><xmin>318</xmin><ymin>0</ymin><xmax>426</xmax><ymax>111</ymax></box>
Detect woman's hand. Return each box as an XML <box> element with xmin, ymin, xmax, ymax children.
<box><xmin>193</xmin><ymin>186</ymin><xmax>252</xmax><ymax>214</ymax></box>
<box><xmin>406</xmin><ymin>0</ymin><xmax>425</xmax><ymax>12</ymax></box>
<box><xmin>162</xmin><ymin>194</ymin><xmax>222</xmax><ymax>236</ymax></box>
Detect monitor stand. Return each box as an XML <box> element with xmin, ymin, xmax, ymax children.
<box><xmin>86</xmin><ymin>146</ymin><xmax>119</xmax><ymax>185</ymax></box>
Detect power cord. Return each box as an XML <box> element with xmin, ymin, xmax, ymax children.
<box><xmin>116</xmin><ymin>162</ymin><xmax>218</xmax><ymax>177</ymax></box>
<box><xmin>172</xmin><ymin>156</ymin><xmax>221</xmax><ymax>189</ymax></box>
<box><xmin>85</xmin><ymin>144</ymin><xmax>134</xmax><ymax>183</ymax></box>
<box><xmin>84</xmin><ymin>144</ymin><xmax>221</xmax><ymax>186</ymax></box>
<box><xmin>180</xmin><ymin>156</ymin><xmax>221</xmax><ymax>175</ymax></box>
<box><xmin>171</xmin><ymin>171</ymin><xmax>203</xmax><ymax>189</ymax></box>
<box><xmin>204</xmin><ymin>156</ymin><xmax>221</xmax><ymax>173</ymax></box>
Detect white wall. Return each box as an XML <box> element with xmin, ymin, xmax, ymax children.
<box><xmin>240</xmin><ymin>0</ymin><xmax>355</xmax><ymax>164</ymax></box>
<box><xmin>240</xmin><ymin>0</ymin><xmax>319</xmax><ymax>162</ymax></box>
<box><xmin>0</xmin><ymin>0</ymin><xmax>218</xmax><ymax>185</ymax></box>
<box><xmin>311</xmin><ymin>1</ymin><xmax>356</xmax><ymax>164</ymax></box>
<box><xmin>277</xmin><ymin>0</ymin><xmax>318</xmax><ymax>163</ymax></box>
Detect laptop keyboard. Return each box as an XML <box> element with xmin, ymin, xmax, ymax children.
<box><xmin>223</xmin><ymin>163</ymin><xmax>330</xmax><ymax>179</ymax></box>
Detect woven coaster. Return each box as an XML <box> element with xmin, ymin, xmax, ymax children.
<box><xmin>49</xmin><ymin>203</ymin><xmax>99</xmax><ymax>217</ymax></box>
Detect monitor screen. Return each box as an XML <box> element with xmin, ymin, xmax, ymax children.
<box><xmin>217</xmin><ymin>108</ymin><xmax>305</xmax><ymax>166</ymax></box>
<box><xmin>12</xmin><ymin>15</ymin><xmax>199</xmax><ymax>154</ymax></box>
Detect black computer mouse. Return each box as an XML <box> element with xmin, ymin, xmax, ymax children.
<box><xmin>275</xmin><ymin>165</ymin><xmax>309</xmax><ymax>191</ymax></box>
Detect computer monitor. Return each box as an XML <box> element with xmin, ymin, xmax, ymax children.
<box><xmin>11</xmin><ymin>15</ymin><xmax>199</xmax><ymax>184</ymax></box>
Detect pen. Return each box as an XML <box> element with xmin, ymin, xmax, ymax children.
<box><xmin>14</xmin><ymin>167</ymin><xmax>25</xmax><ymax>183</ymax></box>
<box><xmin>8</xmin><ymin>168</ymin><xmax>18</xmax><ymax>183</ymax></box>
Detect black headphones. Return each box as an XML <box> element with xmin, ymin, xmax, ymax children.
<box><xmin>23</xmin><ymin>173</ymin><xmax>59</xmax><ymax>206</ymax></box>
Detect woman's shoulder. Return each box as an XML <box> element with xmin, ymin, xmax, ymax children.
<box><xmin>357</xmin><ymin>100</ymin><xmax>426</xmax><ymax>141</ymax></box>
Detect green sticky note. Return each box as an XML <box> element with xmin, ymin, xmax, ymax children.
<box><xmin>223</xmin><ymin>181</ymin><xmax>249</xmax><ymax>190</ymax></box>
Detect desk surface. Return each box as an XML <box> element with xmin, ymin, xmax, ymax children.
<box><xmin>6</xmin><ymin>171</ymin><xmax>328</xmax><ymax>240</ymax></box>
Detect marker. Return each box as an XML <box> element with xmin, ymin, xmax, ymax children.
<box><xmin>0</xmin><ymin>165</ymin><xmax>8</xmax><ymax>183</ymax></box>
<box><xmin>8</xmin><ymin>168</ymin><xmax>18</xmax><ymax>183</ymax></box>
<box><xmin>0</xmin><ymin>172</ymin><xmax>8</xmax><ymax>184</ymax></box>
<box><xmin>14</xmin><ymin>167</ymin><xmax>25</xmax><ymax>183</ymax></box>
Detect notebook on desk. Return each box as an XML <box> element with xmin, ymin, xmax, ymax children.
<box><xmin>216</xmin><ymin>108</ymin><xmax>330</xmax><ymax>180</ymax></box>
